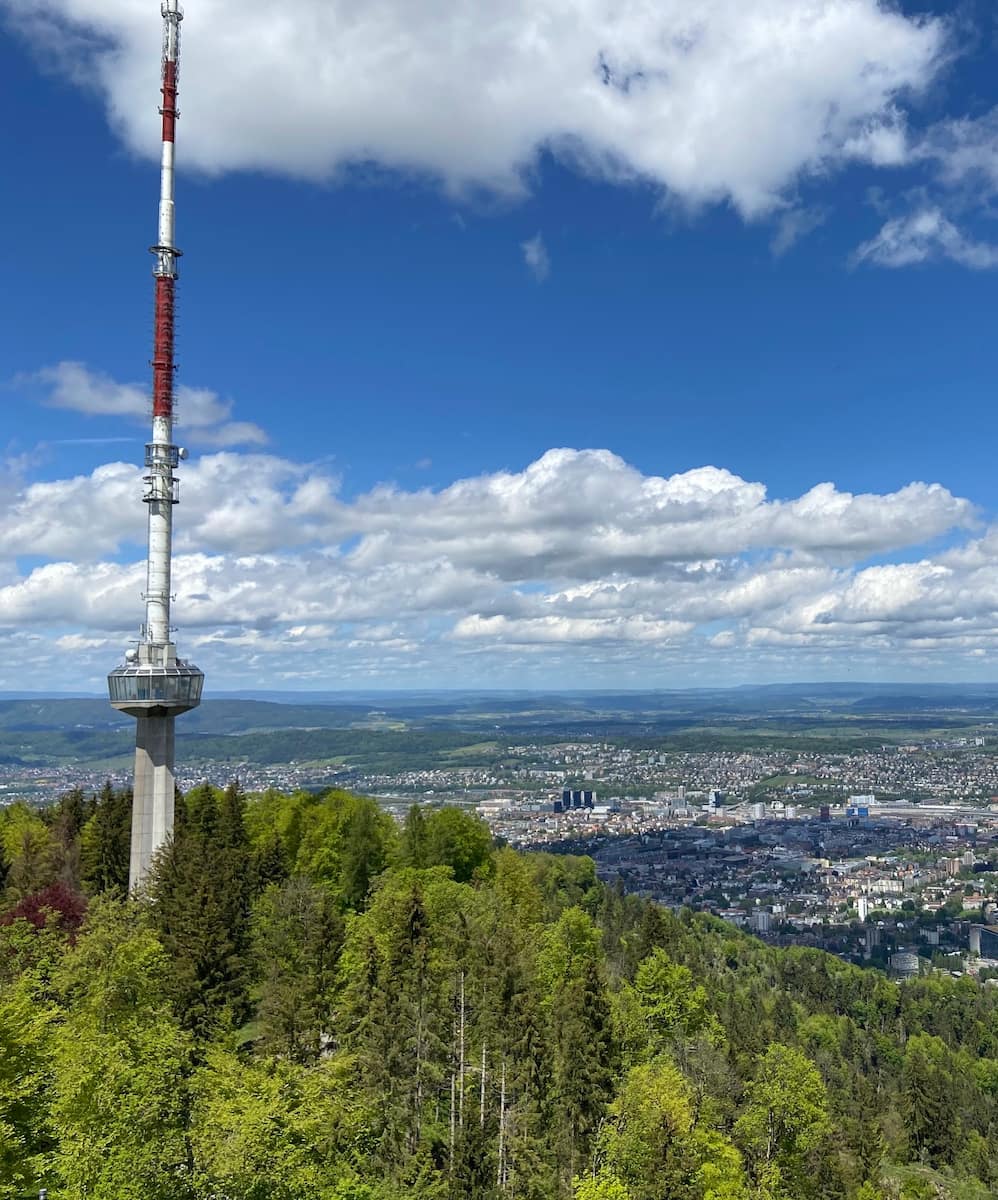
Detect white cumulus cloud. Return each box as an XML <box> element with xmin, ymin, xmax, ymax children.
<box><xmin>2</xmin><ymin>0</ymin><xmax>944</xmax><ymax>216</ymax></box>
<box><xmin>2</xmin><ymin>446</ymin><xmax>972</xmax><ymax>575</ymax></box>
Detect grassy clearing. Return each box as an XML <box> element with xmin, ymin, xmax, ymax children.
<box><xmin>441</xmin><ymin>741</ymin><xmax>500</xmax><ymax>760</ymax></box>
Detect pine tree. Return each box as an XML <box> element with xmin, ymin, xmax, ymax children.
<box><xmin>47</xmin><ymin>788</ymin><xmax>91</xmax><ymax>892</ymax></box>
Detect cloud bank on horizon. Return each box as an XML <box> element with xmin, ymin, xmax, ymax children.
<box><xmin>4</xmin><ymin>366</ymin><xmax>997</xmax><ymax>690</ymax></box>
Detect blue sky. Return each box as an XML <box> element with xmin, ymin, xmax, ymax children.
<box><xmin>4</xmin><ymin>0</ymin><xmax>998</xmax><ymax>691</ymax></box>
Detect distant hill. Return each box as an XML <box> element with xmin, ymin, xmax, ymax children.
<box><xmin>4</xmin><ymin>685</ymin><xmax>998</xmax><ymax>768</ymax></box>
<box><xmin>0</xmin><ymin>698</ymin><xmax>373</xmax><ymax>736</ymax></box>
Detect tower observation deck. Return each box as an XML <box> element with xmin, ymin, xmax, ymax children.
<box><xmin>108</xmin><ymin>0</ymin><xmax>203</xmax><ymax>890</ymax></box>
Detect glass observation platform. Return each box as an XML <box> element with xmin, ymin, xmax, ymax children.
<box><xmin>108</xmin><ymin>659</ymin><xmax>204</xmax><ymax>717</ymax></box>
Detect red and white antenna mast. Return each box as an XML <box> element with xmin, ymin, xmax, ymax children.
<box><xmin>108</xmin><ymin>0</ymin><xmax>203</xmax><ymax>891</ymax></box>
<box><xmin>147</xmin><ymin>0</ymin><xmax>182</xmax><ymax>644</ymax></box>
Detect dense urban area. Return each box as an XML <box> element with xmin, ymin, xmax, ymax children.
<box><xmin>8</xmin><ymin>698</ymin><xmax>998</xmax><ymax>982</ymax></box>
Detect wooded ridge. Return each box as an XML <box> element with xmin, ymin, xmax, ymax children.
<box><xmin>1</xmin><ymin>783</ymin><xmax>997</xmax><ymax>1199</ymax></box>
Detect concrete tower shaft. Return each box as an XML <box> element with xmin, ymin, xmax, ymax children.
<box><xmin>108</xmin><ymin>0</ymin><xmax>203</xmax><ymax>892</ymax></box>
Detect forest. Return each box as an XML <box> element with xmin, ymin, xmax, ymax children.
<box><xmin>2</xmin><ymin>783</ymin><xmax>998</xmax><ymax>1199</ymax></box>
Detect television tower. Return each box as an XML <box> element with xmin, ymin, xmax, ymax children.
<box><xmin>108</xmin><ymin>0</ymin><xmax>204</xmax><ymax>891</ymax></box>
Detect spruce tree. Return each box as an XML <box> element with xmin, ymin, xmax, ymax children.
<box><xmin>401</xmin><ymin>804</ymin><xmax>429</xmax><ymax>869</ymax></box>
<box><xmin>450</xmin><ymin>1117</ymin><xmax>496</xmax><ymax>1200</ymax></box>
<box><xmin>150</xmin><ymin>783</ymin><xmax>253</xmax><ymax>1037</ymax></box>
<box><xmin>499</xmin><ymin>949</ymin><xmax>552</xmax><ymax>1198</ymax></box>
<box><xmin>901</xmin><ymin>1034</ymin><xmax>959</xmax><ymax>1166</ymax></box>
<box><xmin>540</xmin><ymin>909</ymin><xmax>618</xmax><ymax>1191</ymax></box>
<box><xmin>340</xmin><ymin>798</ymin><xmax>387</xmax><ymax>912</ymax></box>
<box><xmin>251</xmin><ymin>876</ymin><xmax>343</xmax><ymax>1062</ymax></box>
<box><xmin>390</xmin><ymin>883</ymin><xmax>436</xmax><ymax>1156</ymax></box>
<box><xmin>51</xmin><ymin>788</ymin><xmax>91</xmax><ymax>842</ymax></box>
<box><xmin>251</xmin><ymin>829</ymin><xmax>289</xmax><ymax>891</ymax></box>
<box><xmin>550</xmin><ymin>956</ymin><xmax>617</xmax><ymax>1188</ymax></box>
<box><xmin>340</xmin><ymin>927</ymin><xmax>395</xmax><ymax>1114</ymax></box>
<box><xmin>81</xmin><ymin>782</ymin><xmax>131</xmax><ymax>896</ymax></box>
<box><xmin>341</xmin><ymin>879</ymin><xmax>451</xmax><ymax>1173</ymax></box>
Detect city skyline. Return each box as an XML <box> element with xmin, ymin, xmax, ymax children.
<box><xmin>4</xmin><ymin>0</ymin><xmax>998</xmax><ymax>690</ymax></box>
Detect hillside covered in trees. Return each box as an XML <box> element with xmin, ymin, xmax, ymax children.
<box><xmin>2</xmin><ymin>785</ymin><xmax>998</xmax><ymax>1199</ymax></box>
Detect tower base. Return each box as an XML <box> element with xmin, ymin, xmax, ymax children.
<box><xmin>130</xmin><ymin>714</ymin><xmax>176</xmax><ymax>891</ymax></box>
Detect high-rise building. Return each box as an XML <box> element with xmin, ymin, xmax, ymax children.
<box><xmin>749</xmin><ymin>910</ymin><xmax>772</xmax><ymax>934</ymax></box>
